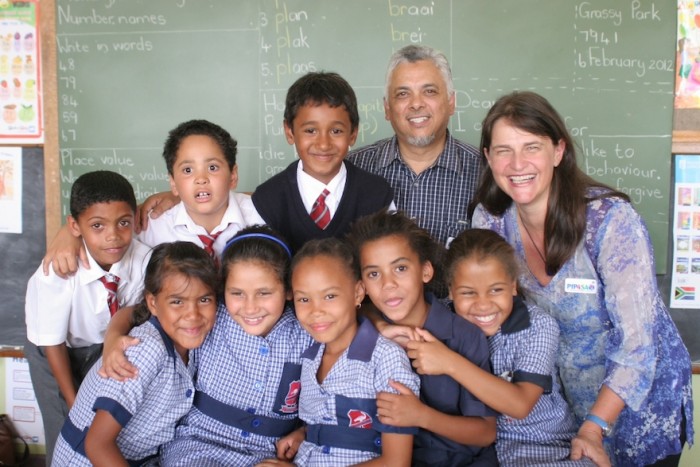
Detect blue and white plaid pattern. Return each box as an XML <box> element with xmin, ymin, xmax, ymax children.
<box><xmin>161</xmin><ymin>304</ymin><xmax>313</xmax><ymax>466</ymax></box>
<box><xmin>293</xmin><ymin>319</ymin><xmax>419</xmax><ymax>467</ymax></box>
<box><xmin>347</xmin><ymin>132</ymin><xmax>481</xmax><ymax>246</ymax></box>
<box><xmin>490</xmin><ymin>298</ymin><xmax>594</xmax><ymax>466</ymax></box>
<box><xmin>52</xmin><ymin>318</ymin><xmax>196</xmax><ymax>466</ymax></box>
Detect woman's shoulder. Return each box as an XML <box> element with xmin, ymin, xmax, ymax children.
<box><xmin>585</xmin><ymin>187</ymin><xmax>643</xmax><ymax>233</ymax></box>
<box><xmin>472</xmin><ymin>203</ymin><xmax>512</xmax><ymax>233</ymax></box>
<box><xmin>585</xmin><ymin>186</ymin><xmax>634</xmax><ymax>214</ymax></box>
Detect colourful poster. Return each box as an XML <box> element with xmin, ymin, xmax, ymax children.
<box><xmin>3</xmin><ymin>357</ymin><xmax>44</xmax><ymax>446</ymax></box>
<box><xmin>0</xmin><ymin>146</ymin><xmax>21</xmax><ymax>233</ymax></box>
<box><xmin>0</xmin><ymin>0</ymin><xmax>41</xmax><ymax>142</ymax></box>
<box><xmin>671</xmin><ymin>155</ymin><xmax>700</xmax><ymax>308</ymax></box>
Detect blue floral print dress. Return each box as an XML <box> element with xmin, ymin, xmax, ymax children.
<box><xmin>473</xmin><ymin>188</ymin><xmax>693</xmax><ymax>466</ymax></box>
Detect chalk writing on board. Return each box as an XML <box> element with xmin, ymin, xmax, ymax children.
<box><xmin>55</xmin><ymin>0</ymin><xmax>676</xmax><ymax>272</ymax></box>
<box><xmin>568</xmin><ymin>1</ymin><xmax>671</xmax><ymax>213</ymax></box>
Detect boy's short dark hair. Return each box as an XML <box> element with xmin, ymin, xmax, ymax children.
<box><xmin>162</xmin><ymin>119</ymin><xmax>238</xmax><ymax>175</ymax></box>
<box><xmin>283</xmin><ymin>72</ymin><xmax>359</xmax><ymax>132</ymax></box>
<box><xmin>70</xmin><ymin>170</ymin><xmax>137</xmax><ymax>219</ymax></box>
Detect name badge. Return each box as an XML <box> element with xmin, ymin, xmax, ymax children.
<box><xmin>564</xmin><ymin>278</ymin><xmax>597</xmax><ymax>294</ymax></box>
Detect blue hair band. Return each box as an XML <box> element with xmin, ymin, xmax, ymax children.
<box><xmin>224</xmin><ymin>233</ymin><xmax>292</xmax><ymax>258</ymax></box>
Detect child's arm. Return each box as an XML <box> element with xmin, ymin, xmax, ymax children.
<box><xmin>136</xmin><ymin>190</ymin><xmax>180</xmax><ymax>232</ymax></box>
<box><xmin>84</xmin><ymin>410</ymin><xmax>128</xmax><ymax>467</ymax></box>
<box><xmin>359</xmin><ymin>301</ymin><xmax>418</xmax><ymax>349</ymax></box>
<box><xmin>377</xmin><ymin>380</ymin><xmax>496</xmax><ymax>447</ymax></box>
<box><xmin>44</xmin><ymin>343</ymin><xmax>78</xmax><ymax>408</ymax></box>
<box><xmin>354</xmin><ymin>433</ymin><xmax>413</xmax><ymax>467</ymax></box>
<box><xmin>410</xmin><ymin>328</ymin><xmax>543</xmax><ymax>419</ymax></box>
<box><xmin>97</xmin><ymin>306</ymin><xmax>140</xmax><ymax>381</ymax></box>
<box><xmin>254</xmin><ymin>460</ymin><xmax>295</xmax><ymax>467</ymax></box>
<box><xmin>275</xmin><ymin>426</ymin><xmax>305</xmax><ymax>461</ymax></box>
<box><xmin>41</xmin><ymin>225</ymin><xmax>86</xmax><ymax>277</ymax></box>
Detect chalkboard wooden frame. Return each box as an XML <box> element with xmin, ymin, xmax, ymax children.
<box><xmin>41</xmin><ymin>0</ymin><xmax>58</xmax><ymax>244</ymax></box>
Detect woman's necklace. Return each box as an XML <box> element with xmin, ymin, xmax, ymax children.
<box><xmin>519</xmin><ymin>214</ymin><xmax>548</xmax><ymax>270</ymax></box>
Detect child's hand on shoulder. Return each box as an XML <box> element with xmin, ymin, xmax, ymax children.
<box><xmin>406</xmin><ymin>328</ymin><xmax>457</xmax><ymax>376</ymax></box>
<box><xmin>376</xmin><ymin>380</ymin><xmax>425</xmax><ymax>428</ymax></box>
<box><xmin>379</xmin><ymin>323</ymin><xmax>420</xmax><ymax>349</ymax></box>
<box><xmin>135</xmin><ymin>191</ymin><xmax>180</xmax><ymax>233</ymax></box>
<box><xmin>41</xmin><ymin>224</ymin><xmax>88</xmax><ymax>278</ymax></box>
<box><xmin>97</xmin><ymin>335</ymin><xmax>140</xmax><ymax>381</ymax></box>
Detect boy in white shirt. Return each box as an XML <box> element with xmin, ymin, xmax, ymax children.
<box><xmin>41</xmin><ymin>119</ymin><xmax>262</xmax><ymax>273</ymax></box>
<box><xmin>24</xmin><ymin>170</ymin><xmax>151</xmax><ymax>463</ymax></box>
<box><xmin>139</xmin><ymin>119</ymin><xmax>263</xmax><ymax>257</ymax></box>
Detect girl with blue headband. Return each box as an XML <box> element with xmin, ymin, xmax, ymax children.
<box><xmin>159</xmin><ymin>225</ymin><xmax>313</xmax><ymax>465</ymax></box>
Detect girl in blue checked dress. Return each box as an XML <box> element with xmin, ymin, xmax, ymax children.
<box><xmin>52</xmin><ymin>241</ymin><xmax>218</xmax><ymax>466</ymax></box>
<box><xmin>159</xmin><ymin>226</ymin><xmax>313</xmax><ymax>466</ymax></box>
<box><xmin>407</xmin><ymin>228</ymin><xmax>593</xmax><ymax>466</ymax></box>
<box><xmin>349</xmin><ymin>211</ymin><xmax>498</xmax><ymax>467</ymax></box>
<box><xmin>259</xmin><ymin>238</ymin><xmax>420</xmax><ymax>467</ymax></box>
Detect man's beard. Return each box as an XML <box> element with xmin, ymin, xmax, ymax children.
<box><xmin>406</xmin><ymin>134</ymin><xmax>435</xmax><ymax>147</ymax></box>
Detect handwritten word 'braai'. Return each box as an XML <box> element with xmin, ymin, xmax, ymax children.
<box><xmin>388</xmin><ymin>1</ymin><xmax>435</xmax><ymax>16</ymax></box>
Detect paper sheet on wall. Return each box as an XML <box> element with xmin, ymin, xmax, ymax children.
<box><xmin>0</xmin><ymin>146</ymin><xmax>21</xmax><ymax>233</ymax></box>
<box><xmin>0</xmin><ymin>0</ymin><xmax>44</xmax><ymax>144</ymax></box>
<box><xmin>0</xmin><ymin>0</ymin><xmax>42</xmax><ymax>142</ymax></box>
<box><xmin>677</xmin><ymin>2</ymin><xmax>700</xmax><ymax>109</ymax></box>
<box><xmin>3</xmin><ymin>357</ymin><xmax>44</xmax><ymax>445</ymax></box>
<box><xmin>670</xmin><ymin>155</ymin><xmax>700</xmax><ymax>308</ymax></box>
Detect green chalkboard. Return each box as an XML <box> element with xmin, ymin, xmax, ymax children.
<box><xmin>56</xmin><ymin>0</ymin><xmax>676</xmax><ymax>272</ymax></box>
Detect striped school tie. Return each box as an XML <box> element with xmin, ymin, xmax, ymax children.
<box><xmin>198</xmin><ymin>232</ymin><xmax>222</xmax><ymax>258</ymax></box>
<box><xmin>99</xmin><ymin>274</ymin><xmax>120</xmax><ymax>317</ymax></box>
<box><xmin>310</xmin><ymin>189</ymin><xmax>331</xmax><ymax>230</ymax></box>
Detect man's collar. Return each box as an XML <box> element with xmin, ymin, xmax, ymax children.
<box><xmin>377</xmin><ymin>132</ymin><xmax>460</xmax><ymax>173</ymax></box>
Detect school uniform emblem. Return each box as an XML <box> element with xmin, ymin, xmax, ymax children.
<box><xmin>347</xmin><ymin>409</ymin><xmax>373</xmax><ymax>429</ymax></box>
<box><xmin>279</xmin><ymin>380</ymin><xmax>301</xmax><ymax>413</ymax></box>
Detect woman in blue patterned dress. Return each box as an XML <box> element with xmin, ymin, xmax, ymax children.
<box><xmin>471</xmin><ymin>91</ymin><xmax>693</xmax><ymax>466</ymax></box>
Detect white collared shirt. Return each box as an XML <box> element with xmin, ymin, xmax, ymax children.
<box><xmin>25</xmin><ymin>238</ymin><xmax>152</xmax><ymax>348</ymax></box>
<box><xmin>296</xmin><ymin>160</ymin><xmax>347</xmax><ymax>218</ymax></box>
<box><xmin>140</xmin><ymin>191</ymin><xmax>265</xmax><ymax>259</ymax></box>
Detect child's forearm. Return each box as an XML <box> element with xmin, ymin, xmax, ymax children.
<box><xmin>445</xmin><ymin>353</ymin><xmax>543</xmax><ymax>419</ymax></box>
<box><xmin>419</xmin><ymin>405</ymin><xmax>496</xmax><ymax>447</ymax></box>
<box><xmin>44</xmin><ymin>344</ymin><xmax>77</xmax><ymax>407</ymax></box>
<box><xmin>103</xmin><ymin>306</ymin><xmax>136</xmax><ymax>351</ymax></box>
<box><xmin>354</xmin><ymin>433</ymin><xmax>412</xmax><ymax>467</ymax></box>
<box><xmin>88</xmin><ymin>445</ymin><xmax>127</xmax><ymax>467</ymax></box>
<box><xmin>99</xmin><ymin>305</ymin><xmax>140</xmax><ymax>381</ymax></box>
<box><xmin>86</xmin><ymin>411</ymin><xmax>128</xmax><ymax>467</ymax></box>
